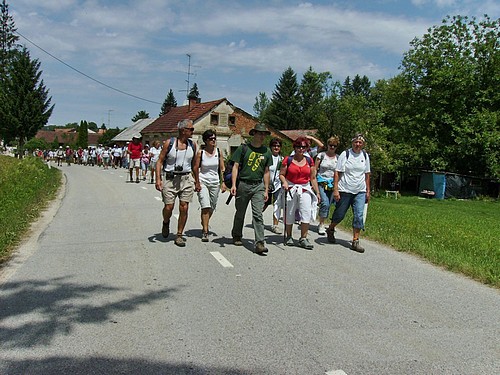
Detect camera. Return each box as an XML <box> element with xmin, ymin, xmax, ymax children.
<box><xmin>174</xmin><ymin>165</ymin><xmax>183</xmax><ymax>172</ymax></box>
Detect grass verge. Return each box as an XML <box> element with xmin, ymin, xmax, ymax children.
<box><xmin>339</xmin><ymin>195</ymin><xmax>499</xmax><ymax>287</ymax></box>
<box><xmin>0</xmin><ymin>155</ymin><xmax>62</xmax><ymax>264</ymax></box>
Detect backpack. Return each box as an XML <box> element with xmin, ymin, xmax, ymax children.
<box><xmin>163</xmin><ymin>137</ymin><xmax>196</xmax><ymax>171</ymax></box>
<box><xmin>223</xmin><ymin>144</ymin><xmax>248</xmax><ymax>189</ymax></box>
<box><xmin>284</xmin><ymin>155</ymin><xmax>313</xmax><ymax>177</ymax></box>
<box><xmin>345</xmin><ymin>149</ymin><xmax>367</xmax><ymax>160</ymax></box>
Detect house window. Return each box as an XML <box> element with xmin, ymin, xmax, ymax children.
<box><xmin>229</xmin><ymin>115</ymin><xmax>236</xmax><ymax>126</ymax></box>
<box><xmin>211</xmin><ymin>114</ymin><xmax>218</xmax><ymax>125</ymax></box>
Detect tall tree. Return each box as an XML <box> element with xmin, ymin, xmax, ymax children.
<box><xmin>400</xmin><ymin>14</ymin><xmax>500</xmax><ymax>177</ymax></box>
<box><xmin>253</xmin><ymin>91</ymin><xmax>270</xmax><ymax>122</ymax></box>
<box><xmin>298</xmin><ymin>67</ymin><xmax>330</xmax><ymax>129</ymax></box>
<box><xmin>0</xmin><ymin>0</ymin><xmax>19</xmax><ymax>75</ymax></box>
<box><xmin>160</xmin><ymin>89</ymin><xmax>177</xmax><ymax>115</ymax></box>
<box><xmin>131</xmin><ymin>110</ymin><xmax>149</xmax><ymax>122</ymax></box>
<box><xmin>0</xmin><ymin>48</ymin><xmax>54</xmax><ymax>158</ymax></box>
<box><xmin>77</xmin><ymin>120</ymin><xmax>88</xmax><ymax>149</ymax></box>
<box><xmin>266</xmin><ymin>67</ymin><xmax>300</xmax><ymax>130</ymax></box>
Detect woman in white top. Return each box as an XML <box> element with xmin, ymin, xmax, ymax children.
<box><xmin>315</xmin><ymin>136</ymin><xmax>339</xmax><ymax>235</ymax></box>
<box><xmin>193</xmin><ymin>130</ymin><xmax>226</xmax><ymax>242</ymax></box>
<box><xmin>149</xmin><ymin>140</ymin><xmax>161</xmax><ymax>184</ymax></box>
<box><xmin>263</xmin><ymin>138</ymin><xmax>283</xmax><ymax>234</ymax></box>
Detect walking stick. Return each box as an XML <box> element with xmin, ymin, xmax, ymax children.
<box><xmin>283</xmin><ymin>188</ymin><xmax>287</xmax><ymax>245</ymax></box>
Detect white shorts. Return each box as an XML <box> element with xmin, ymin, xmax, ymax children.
<box><xmin>285</xmin><ymin>189</ymin><xmax>313</xmax><ymax>224</ymax></box>
<box><xmin>197</xmin><ymin>182</ymin><xmax>220</xmax><ymax>210</ymax></box>
<box><xmin>130</xmin><ymin>159</ymin><xmax>140</xmax><ymax>169</ymax></box>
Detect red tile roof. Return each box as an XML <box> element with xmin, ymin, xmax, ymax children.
<box><xmin>279</xmin><ymin>129</ymin><xmax>318</xmax><ymax>141</ymax></box>
<box><xmin>141</xmin><ymin>98</ymin><xmax>226</xmax><ymax>134</ymax></box>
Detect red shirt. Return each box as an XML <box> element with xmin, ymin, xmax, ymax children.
<box><xmin>283</xmin><ymin>156</ymin><xmax>311</xmax><ymax>184</ymax></box>
<box><xmin>128</xmin><ymin>142</ymin><xmax>143</xmax><ymax>159</ymax></box>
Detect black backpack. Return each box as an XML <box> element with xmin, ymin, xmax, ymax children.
<box><xmin>163</xmin><ymin>137</ymin><xmax>196</xmax><ymax>171</ymax></box>
<box><xmin>223</xmin><ymin>144</ymin><xmax>248</xmax><ymax>188</ymax></box>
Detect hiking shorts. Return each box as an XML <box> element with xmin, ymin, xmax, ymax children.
<box><xmin>162</xmin><ymin>174</ymin><xmax>195</xmax><ymax>204</ymax></box>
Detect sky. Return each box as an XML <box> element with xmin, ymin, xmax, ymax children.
<box><xmin>10</xmin><ymin>0</ymin><xmax>499</xmax><ymax>129</ymax></box>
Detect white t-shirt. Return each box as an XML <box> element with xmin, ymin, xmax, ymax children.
<box><xmin>317</xmin><ymin>152</ymin><xmax>338</xmax><ymax>179</ymax></box>
<box><xmin>336</xmin><ymin>149</ymin><xmax>370</xmax><ymax>193</ymax></box>
<box><xmin>150</xmin><ymin>146</ymin><xmax>161</xmax><ymax>163</ymax></box>
<box><xmin>199</xmin><ymin>149</ymin><xmax>220</xmax><ymax>185</ymax></box>
<box><xmin>269</xmin><ymin>154</ymin><xmax>283</xmax><ymax>193</ymax></box>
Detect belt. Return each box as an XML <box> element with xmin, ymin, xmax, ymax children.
<box><xmin>165</xmin><ymin>171</ymin><xmax>191</xmax><ymax>179</ymax></box>
<box><xmin>240</xmin><ymin>179</ymin><xmax>262</xmax><ymax>185</ymax></box>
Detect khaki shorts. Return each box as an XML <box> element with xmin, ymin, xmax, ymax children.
<box><xmin>130</xmin><ymin>158</ymin><xmax>140</xmax><ymax>169</ymax></box>
<box><xmin>162</xmin><ymin>174</ymin><xmax>195</xmax><ymax>204</ymax></box>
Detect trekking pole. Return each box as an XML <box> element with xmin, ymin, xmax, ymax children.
<box><xmin>283</xmin><ymin>188</ymin><xmax>287</xmax><ymax>245</ymax></box>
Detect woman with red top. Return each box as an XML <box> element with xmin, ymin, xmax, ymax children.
<box><xmin>279</xmin><ymin>137</ymin><xmax>321</xmax><ymax>250</ymax></box>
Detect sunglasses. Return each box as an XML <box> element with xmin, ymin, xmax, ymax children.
<box><xmin>271</xmin><ymin>144</ymin><xmax>281</xmax><ymax>147</ymax></box>
<box><xmin>185</xmin><ymin>127</ymin><xmax>195</xmax><ymax>131</ymax></box>
<box><xmin>329</xmin><ymin>144</ymin><xmax>338</xmax><ymax>148</ymax></box>
<box><xmin>295</xmin><ymin>145</ymin><xmax>307</xmax><ymax>149</ymax></box>
<box><xmin>207</xmin><ymin>137</ymin><xmax>216</xmax><ymax>141</ymax></box>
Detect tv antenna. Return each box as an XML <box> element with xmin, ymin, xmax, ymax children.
<box><xmin>179</xmin><ymin>54</ymin><xmax>201</xmax><ymax>98</ymax></box>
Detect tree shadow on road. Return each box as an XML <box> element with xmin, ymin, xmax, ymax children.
<box><xmin>0</xmin><ymin>276</ymin><xmax>181</xmax><ymax>349</ymax></box>
<box><xmin>1</xmin><ymin>355</ymin><xmax>260</xmax><ymax>375</ymax></box>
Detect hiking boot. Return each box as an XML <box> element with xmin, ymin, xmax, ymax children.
<box><xmin>255</xmin><ymin>241</ymin><xmax>268</xmax><ymax>254</ymax></box>
<box><xmin>284</xmin><ymin>236</ymin><xmax>294</xmax><ymax>246</ymax></box>
<box><xmin>317</xmin><ymin>224</ymin><xmax>326</xmax><ymax>235</ymax></box>
<box><xmin>326</xmin><ymin>227</ymin><xmax>336</xmax><ymax>243</ymax></box>
<box><xmin>350</xmin><ymin>240</ymin><xmax>365</xmax><ymax>253</ymax></box>
<box><xmin>270</xmin><ymin>225</ymin><xmax>282</xmax><ymax>234</ymax></box>
<box><xmin>233</xmin><ymin>237</ymin><xmax>243</xmax><ymax>246</ymax></box>
<box><xmin>201</xmin><ymin>232</ymin><xmax>209</xmax><ymax>242</ymax></box>
<box><xmin>298</xmin><ymin>237</ymin><xmax>314</xmax><ymax>250</ymax></box>
<box><xmin>161</xmin><ymin>221</ymin><xmax>170</xmax><ymax>238</ymax></box>
<box><xmin>174</xmin><ymin>235</ymin><xmax>186</xmax><ymax>247</ymax></box>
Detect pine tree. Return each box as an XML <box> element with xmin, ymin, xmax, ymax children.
<box><xmin>0</xmin><ymin>0</ymin><xmax>19</xmax><ymax>65</ymax></box>
<box><xmin>160</xmin><ymin>89</ymin><xmax>177</xmax><ymax>115</ymax></box>
<box><xmin>188</xmin><ymin>83</ymin><xmax>200</xmax><ymax>100</ymax></box>
<box><xmin>131</xmin><ymin>110</ymin><xmax>149</xmax><ymax>122</ymax></box>
<box><xmin>0</xmin><ymin>48</ymin><xmax>54</xmax><ymax>157</ymax></box>
<box><xmin>266</xmin><ymin>67</ymin><xmax>300</xmax><ymax>130</ymax></box>
<box><xmin>77</xmin><ymin>120</ymin><xmax>88</xmax><ymax>149</ymax></box>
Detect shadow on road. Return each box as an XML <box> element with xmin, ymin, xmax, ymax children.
<box><xmin>1</xmin><ymin>355</ymin><xmax>259</xmax><ymax>375</ymax></box>
<box><xmin>0</xmin><ymin>277</ymin><xmax>181</xmax><ymax>349</ymax></box>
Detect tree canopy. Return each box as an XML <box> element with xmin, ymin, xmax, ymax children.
<box><xmin>160</xmin><ymin>89</ymin><xmax>177</xmax><ymax>115</ymax></box>
<box><xmin>131</xmin><ymin>110</ymin><xmax>149</xmax><ymax>122</ymax></box>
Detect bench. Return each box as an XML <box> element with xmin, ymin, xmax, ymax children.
<box><xmin>385</xmin><ymin>190</ymin><xmax>399</xmax><ymax>199</ymax></box>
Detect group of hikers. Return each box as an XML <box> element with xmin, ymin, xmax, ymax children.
<box><xmin>147</xmin><ymin>120</ymin><xmax>371</xmax><ymax>255</ymax></box>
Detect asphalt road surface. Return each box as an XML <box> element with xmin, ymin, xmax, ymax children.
<box><xmin>1</xmin><ymin>163</ymin><xmax>499</xmax><ymax>375</ymax></box>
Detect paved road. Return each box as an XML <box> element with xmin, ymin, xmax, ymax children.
<box><xmin>1</xmin><ymin>164</ymin><xmax>499</xmax><ymax>375</ymax></box>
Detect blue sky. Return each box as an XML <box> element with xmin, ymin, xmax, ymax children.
<box><xmin>10</xmin><ymin>0</ymin><xmax>499</xmax><ymax>128</ymax></box>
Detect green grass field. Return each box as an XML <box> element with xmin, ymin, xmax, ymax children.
<box><xmin>0</xmin><ymin>155</ymin><xmax>61</xmax><ymax>263</ymax></box>
<box><xmin>339</xmin><ymin>195</ymin><xmax>500</xmax><ymax>287</ymax></box>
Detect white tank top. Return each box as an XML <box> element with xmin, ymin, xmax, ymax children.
<box><xmin>164</xmin><ymin>138</ymin><xmax>195</xmax><ymax>173</ymax></box>
<box><xmin>200</xmin><ymin>148</ymin><xmax>220</xmax><ymax>185</ymax></box>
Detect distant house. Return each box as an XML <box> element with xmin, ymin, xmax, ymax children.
<box><xmin>140</xmin><ymin>97</ymin><xmax>261</xmax><ymax>156</ymax></box>
<box><xmin>35</xmin><ymin>128</ymin><xmax>101</xmax><ymax>148</ymax></box>
<box><xmin>279</xmin><ymin>129</ymin><xmax>319</xmax><ymax>143</ymax></box>
<box><xmin>111</xmin><ymin>118</ymin><xmax>157</xmax><ymax>147</ymax></box>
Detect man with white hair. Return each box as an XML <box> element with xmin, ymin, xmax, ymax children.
<box><xmin>155</xmin><ymin>119</ymin><xmax>197</xmax><ymax>247</ymax></box>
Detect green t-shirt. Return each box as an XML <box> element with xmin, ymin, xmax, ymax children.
<box><xmin>232</xmin><ymin>143</ymin><xmax>272</xmax><ymax>181</ymax></box>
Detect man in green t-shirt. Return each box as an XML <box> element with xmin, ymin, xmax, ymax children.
<box><xmin>230</xmin><ymin>123</ymin><xmax>273</xmax><ymax>254</ymax></box>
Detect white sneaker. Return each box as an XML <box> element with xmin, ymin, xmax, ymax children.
<box><xmin>270</xmin><ymin>225</ymin><xmax>282</xmax><ymax>234</ymax></box>
<box><xmin>317</xmin><ymin>224</ymin><xmax>326</xmax><ymax>235</ymax></box>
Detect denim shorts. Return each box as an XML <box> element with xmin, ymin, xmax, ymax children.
<box><xmin>331</xmin><ymin>192</ymin><xmax>366</xmax><ymax>229</ymax></box>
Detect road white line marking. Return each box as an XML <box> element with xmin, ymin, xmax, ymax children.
<box><xmin>141</xmin><ymin>186</ymin><xmax>147</xmax><ymax>190</ymax></box>
<box><xmin>154</xmin><ymin>197</ymin><xmax>162</xmax><ymax>201</ymax></box>
<box><xmin>210</xmin><ymin>252</ymin><xmax>234</xmax><ymax>268</ymax></box>
<box><xmin>326</xmin><ymin>370</ymin><xmax>347</xmax><ymax>375</ymax></box>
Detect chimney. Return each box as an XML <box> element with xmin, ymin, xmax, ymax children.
<box><xmin>188</xmin><ymin>97</ymin><xmax>198</xmax><ymax>111</ymax></box>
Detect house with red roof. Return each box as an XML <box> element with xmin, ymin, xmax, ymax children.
<box><xmin>141</xmin><ymin>97</ymin><xmax>261</xmax><ymax>156</ymax></box>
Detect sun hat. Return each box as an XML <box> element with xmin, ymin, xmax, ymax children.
<box><xmin>249</xmin><ymin>123</ymin><xmax>271</xmax><ymax>136</ymax></box>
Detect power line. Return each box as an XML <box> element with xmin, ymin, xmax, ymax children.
<box><xmin>15</xmin><ymin>31</ymin><xmax>162</xmax><ymax>105</ymax></box>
